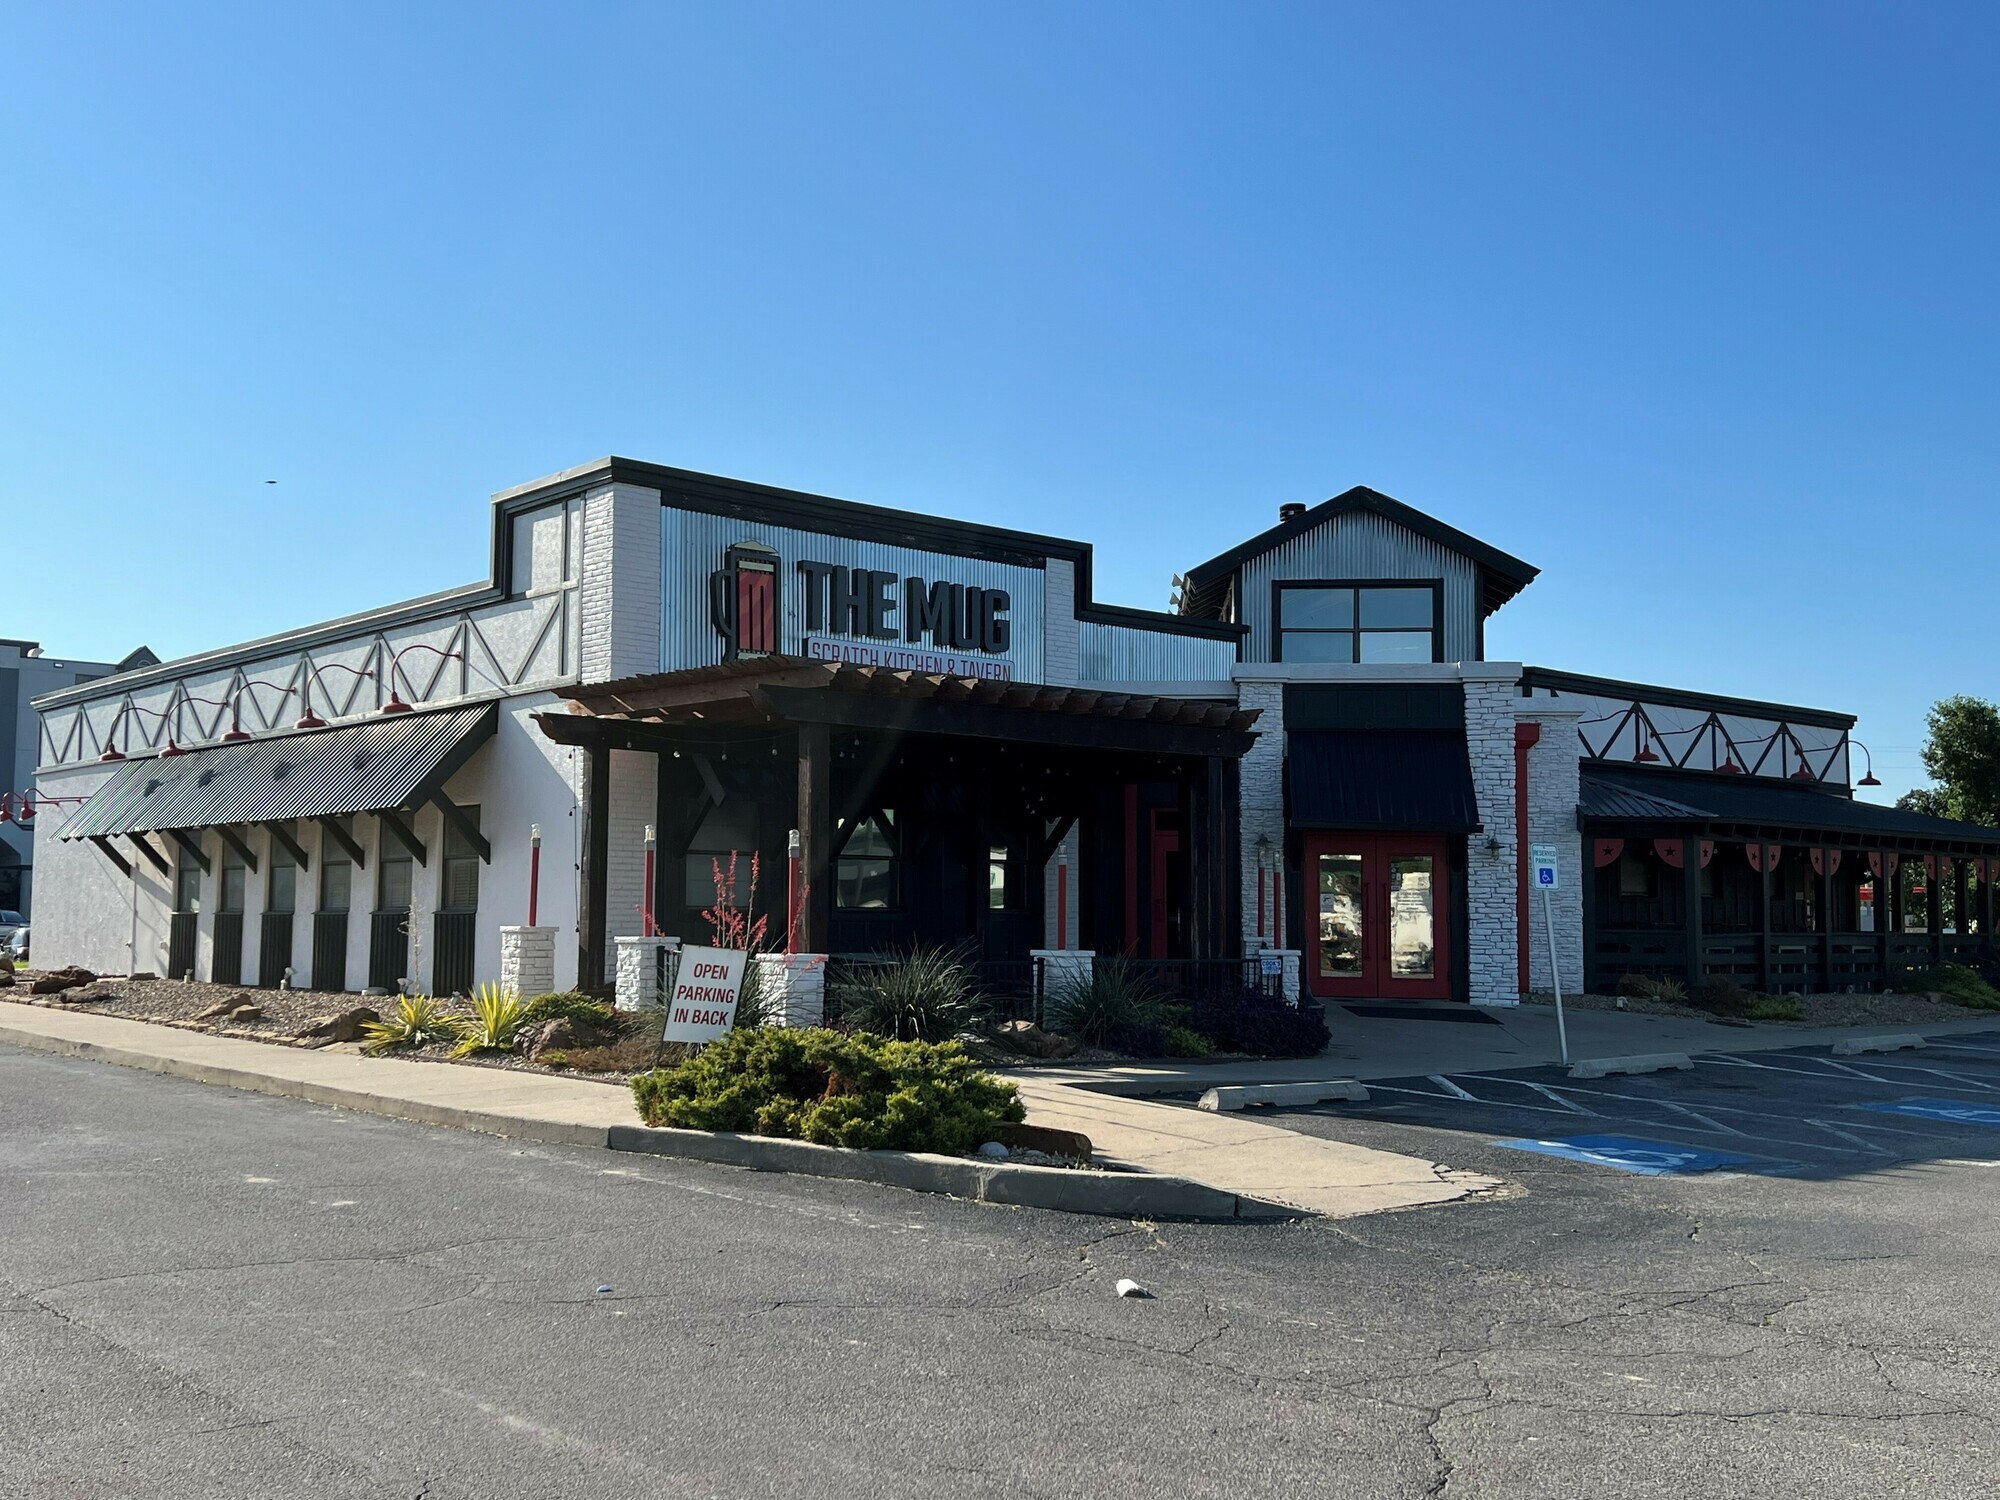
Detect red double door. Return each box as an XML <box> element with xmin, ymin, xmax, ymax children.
<box><xmin>1302</xmin><ymin>833</ymin><xmax>1453</xmax><ymax>1001</ymax></box>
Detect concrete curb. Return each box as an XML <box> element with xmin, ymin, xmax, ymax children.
<box><xmin>1567</xmin><ymin>1052</ymin><xmax>1694</xmax><ymax>1079</ymax></box>
<box><xmin>1833</xmin><ymin>1033</ymin><xmax>1928</xmax><ymax>1056</ymax></box>
<box><xmin>0</xmin><ymin>1012</ymin><xmax>1286</xmax><ymax>1222</ymax></box>
<box><xmin>605</xmin><ymin>1125</ymin><xmax>1287</xmax><ymax>1220</ymax></box>
<box><xmin>1197</xmin><ymin>1080</ymin><xmax>1368</xmax><ymax>1112</ymax></box>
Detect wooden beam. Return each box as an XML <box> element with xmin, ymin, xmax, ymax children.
<box><xmin>317</xmin><ymin>816</ymin><xmax>366</xmax><ymax>869</ymax></box>
<box><xmin>427</xmin><ymin>792</ymin><xmax>491</xmax><ymax>864</ymax></box>
<box><xmin>580</xmin><ymin>737</ymin><xmax>610</xmax><ymax>989</ymax></box>
<box><xmin>269</xmin><ymin>821</ymin><xmax>311</xmax><ymax>871</ymax></box>
<box><xmin>214</xmin><ymin>823</ymin><xmax>259</xmax><ymax>874</ymax></box>
<box><xmin>168</xmin><ymin>828</ymin><xmax>210</xmax><ymax>875</ymax></box>
<box><xmin>797</xmin><ymin>722</ymin><xmax>831</xmax><ymax>953</ymax></box>
<box><xmin>377</xmin><ymin>808</ymin><xmax>428</xmax><ymax>867</ymax></box>
<box><xmin>90</xmin><ymin>835</ymin><xmax>134</xmax><ymax>878</ymax></box>
<box><xmin>127</xmin><ymin>833</ymin><xmax>172</xmax><ymax>877</ymax></box>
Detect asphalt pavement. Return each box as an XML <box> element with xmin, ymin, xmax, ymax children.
<box><xmin>6</xmin><ymin>1041</ymin><xmax>1999</xmax><ymax>1498</ymax></box>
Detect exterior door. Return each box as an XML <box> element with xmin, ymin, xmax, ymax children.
<box><xmin>1304</xmin><ymin>833</ymin><xmax>1451</xmax><ymax>1000</ymax></box>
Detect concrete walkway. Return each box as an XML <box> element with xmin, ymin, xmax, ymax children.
<box><xmin>0</xmin><ymin>1004</ymin><xmax>1492</xmax><ymax>1220</ymax></box>
<box><xmin>1010</xmin><ymin>1002</ymin><xmax>2000</xmax><ymax>1095</ymax></box>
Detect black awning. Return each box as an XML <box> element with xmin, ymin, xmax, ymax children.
<box><xmin>1287</xmin><ymin>730</ymin><xmax>1481</xmax><ymax>833</ymax></box>
<box><xmin>1580</xmin><ymin>765</ymin><xmax>2000</xmax><ymax>850</ymax></box>
<box><xmin>60</xmin><ymin>703</ymin><xmax>498</xmax><ymax>839</ymax></box>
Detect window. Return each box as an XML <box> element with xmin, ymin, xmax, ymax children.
<box><xmin>685</xmin><ymin>799</ymin><xmax>757</xmax><ymax>909</ymax></box>
<box><xmin>269</xmin><ymin>847</ymin><xmax>296</xmax><ymax>915</ymax></box>
<box><xmin>320</xmin><ymin>818</ymin><xmax>353</xmax><ymax>912</ymax></box>
<box><xmin>1276</xmin><ymin>583</ymin><xmax>1439</xmax><ymax>664</ymax></box>
<box><xmin>836</xmin><ymin>811</ymin><xmax>897</xmax><ymax>910</ymax></box>
<box><xmin>1617</xmin><ymin>850</ymin><xmax>1655</xmax><ymax>898</ymax></box>
<box><xmin>220</xmin><ymin>851</ymin><xmax>247</xmax><ymax>913</ymax></box>
<box><xmin>988</xmin><ymin>842</ymin><xmax>1013</xmax><ymax>910</ymax></box>
<box><xmin>379</xmin><ymin>851</ymin><xmax>413</xmax><ymax>912</ymax></box>
<box><xmin>174</xmin><ymin>845</ymin><xmax>202</xmax><ymax>914</ymax></box>
<box><xmin>441</xmin><ymin>807</ymin><xmax>481</xmax><ymax>913</ymax></box>
<box><xmin>508</xmin><ymin>500</ymin><xmax>579</xmax><ymax>598</ymax></box>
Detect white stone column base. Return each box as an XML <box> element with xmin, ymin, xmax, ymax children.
<box><xmin>499</xmin><ymin>926</ymin><xmax>557</xmax><ymax>999</ymax></box>
<box><xmin>614</xmin><ymin>935</ymin><xmax>681</xmax><ymax>1011</ymax></box>
<box><xmin>1032</xmin><ymin>949</ymin><xmax>1095</xmax><ymax>1007</ymax></box>
<box><xmin>752</xmin><ymin>953</ymin><xmax>827</xmax><ymax>1028</ymax></box>
<box><xmin>1254</xmin><ymin>948</ymin><xmax>1303</xmax><ymax>1006</ymax></box>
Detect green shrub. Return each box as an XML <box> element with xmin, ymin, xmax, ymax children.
<box><xmin>540</xmin><ymin>1050</ymin><xmax>571</xmax><ymax>1070</ymax></box>
<box><xmin>1898</xmin><ymin>964</ymin><xmax>2000</xmax><ymax>1010</ymax></box>
<box><xmin>1688</xmin><ymin>975</ymin><xmax>1751</xmax><ymax>1018</ymax></box>
<box><xmin>1048</xmin><ymin>957</ymin><xmax>1164</xmax><ymax>1048</ymax></box>
<box><xmin>1744</xmin><ymin>993</ymin><xmax>1805</xmax><ymax>1022</ymax></box>
<box><xmin>523</xmin><ymin>991</ymin><xmax>616</xmax><ymax>1026</ymax></box>
<box><xmin>360</xmin><ymin>993</ymin><xmax>465</xmax><ymax>1054</ymax></box>
<box><xmin>630</xmin><ymin>1027</ymin><xmax>1024</xmax><ymax>1156</ymax></box>
<box><xmin>1188</xmin><ymin>988</ymin><xmax>1334</xmax><ymax>1058</ymax></box>
<box><xmin>1614</xmin><ymin>973</ymin><xmax>1688</xmax><ymax>1003</ymax></box>
<box><xmin>452</xmin><ymin>983</ymin><xmax>529</xmax><ymax>1056</ymax></box>
<box><xmin>830</xmin><ymin>947</ymin><xmax>986</xmax><ymax>1042</ymax></box>
<box><xmin>1162</xmin><ymin>1023</ymin><xmax>1215</xmax><ymax>1058</ymax></box>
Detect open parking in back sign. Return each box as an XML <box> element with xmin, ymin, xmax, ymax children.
<box><xmin>1860</xmin><ymin>1098</ymin><xmax>2000</xmax><ymax>1127</ymax></box>
<box><xmin>1493</xmin><ymin>1134</ymin><xmax>1765</xmax><ymax>1176</ymax></box>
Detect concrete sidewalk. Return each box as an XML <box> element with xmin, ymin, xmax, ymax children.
<box><xmin>0</xmin><ymin>1004</ymin><xmax>1492</xmax><ymax>1220</ymax></box>
<box><xmin>1008</xmin><ymin>1002</ymin><xmax>2000</xmax><ymax>1095</ymax></box>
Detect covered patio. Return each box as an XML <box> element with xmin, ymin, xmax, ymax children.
<box><xmin>1581</xmin><ymin>765</ymin><xmax>2000</xmax><ymax>994</ymax></box>
<box><xmin>538</xmin><ymin>658</ymin><xmax>1261</xmax><ymax>987</ymax></box>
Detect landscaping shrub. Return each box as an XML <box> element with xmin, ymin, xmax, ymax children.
<box><xmin>1615</xmin><ymin>973</ymin><xmax>1688</xmax><ymax>1003</ymax></box>
<box><xmin>630</xmin><ymin>1027</ymin><xmax>1024</xmax><ymax>1156</ymax></box>
<box><xmin>523</xmin><ymin>991</ymin><xmax>616</xmax><ymax>1027</ymax></box>
<box><xmin>1688</xmin><ymin>975</ymin><xmax>1751</xmax><ymax>1018</ymax></box>
<box><xmin>452</xmin><ymin>983</ymin><xmax>529</xmax><ymax>1056</ymax></box>
<box><xmin>829</xmin><ymin>947</ymin><xmax>985</xmax><ymax>1041</ymax></box>
<box><xmin>1048</xmin><ymin>957</ymin><xmax>1164</xmax><ymax>1049</ymax></box>
<box><xmin>1898</xmin><ymin>964</ymin><xmax>2000</xmax><ymax>1010</ymax></box>
<box><xmin>1189</xmin><ymin>988</ymin><xmax>1334</xmax><ymax>1058</ymax></box>
<box><xmin>1744</xmin><ymin>993</ymin><xmax>1805</xmax><ymax>1022</ymax></box>
<box><xmin>1162</xmin><ymin>1023</ymin><xmax>1215</xmax><ymax>1058</ymax></box>
<box><xmin>360</xmin><ymin>993</ymin><xmax>464</xmax><ymax>1054</ymax></box>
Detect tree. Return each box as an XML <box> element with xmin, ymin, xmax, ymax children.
<box><xmin>1897</xmin><ymin>696</ymin><xmax>2000</xmax><ymax>827</ymax></box>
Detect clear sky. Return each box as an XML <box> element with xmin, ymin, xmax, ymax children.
<box><xmin>4</xmin><ymin>4</ymin><xmax>1993</xmax><ymax>802</ymax></box>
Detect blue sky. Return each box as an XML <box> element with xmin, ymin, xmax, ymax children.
<box><xmin>4</xmin><ymin>3</ymin><xmax>1993</xmax><ymax>801</ymax></box>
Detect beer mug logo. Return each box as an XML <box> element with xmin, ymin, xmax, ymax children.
<box><xmin>710</xmin><ymin>542</ymin><xmax>780</xmax><ymax>659</ymax></box>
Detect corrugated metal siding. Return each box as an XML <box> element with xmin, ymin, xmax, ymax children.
<box><xmin>62</xmin><ymin>705</ymin><xmax>496</xmax><ymax>838</ymax></box>
<box><xmin>662</xmin><ymin>507</ymin><xmax>1047</xmax><ymax>680</ymax></box>
<box><xmin>1076</xmin><ymin>621</ymin><xmax>1237</xmax><ymax>682</ymax></box>
<box><xmin>1239</xmin><ymin>511</ymin><xmax>1481</xmax><ymax>661</ymax></box>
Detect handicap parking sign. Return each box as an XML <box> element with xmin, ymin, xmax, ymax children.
<box><xmin>1493</xmin><ymin>1134</ymin><xmax>1764</xmax><ymax>1176</ymax></box>
<box><xmin>1860</xmin><ymin>1098</ymin><xmax>2000</xmax><ymax>1127</ymax></box>
<box><xmin>1530</xmin><ymin>843</ymin><xmax>1560</xmax><ymax>889</ymax></box>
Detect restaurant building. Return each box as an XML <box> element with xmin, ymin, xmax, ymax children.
<box><xmin>28</xmin><ymin>458</ymin><xmax>2000</xmax><ymax>1008</ymax></box>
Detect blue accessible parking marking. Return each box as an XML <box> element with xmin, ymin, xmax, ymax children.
<box><xmin>1491</xmin><ymin>1134</ymin><xmax>1768</xmax><ymax>1176</ymax></box>
<box><xmin>1859</xmin><ymin>1098</ymin><xmax>2000</xmax><ymax>1127</ymax></box>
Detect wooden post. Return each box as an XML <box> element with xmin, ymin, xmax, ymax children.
<box><xmin>1820</xmin><ymin>846</ymin><xmax>1834</xmax><ymax>991</ymax></box>
<box><xmin>1683</xmin><ymin>833</ymin><xmax>1704</xmax><ymax>992</ymax></box>
<box><xmin>579</xmin><ymin>736</ymin><xmax>610</xmax><ymax>990</ymax></box>
<box><xmin>1758</xmin><ymin>843</ymin><xmax>1774</xmax><ymax>994</ymax></box>
<box><xmin>1928</xmin><ymin>854</ymin><xmax>1943</xmax><ymax>967</ymax></box>
<box><xmin>796</xmin><ymin>723</ymin><xmax>831</xmax><ymax>954</ymax></box>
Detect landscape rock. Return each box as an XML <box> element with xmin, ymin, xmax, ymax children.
<box><xmin>297</xmin><ymin>1006</ymin><xmax>379</xmax><ymax>1043</ymax></box>
<box><xmin>30</xmin><ymin>967</ymin><xmax>97</xmax><ymax>996</ymax></box>
<box><xmin>0</xmin><ymin>964</ymin><xmax>14</xmax><ymax>987</ymax></box>
<box><xmin>62</xmin><ymin>989</ymin><xmax>112</xmax><ymax>1004</ymax></box>
<box><xmin>197</xmin><ymin>993</ymin><xmax>256</xmax><ymax>1021</ymax></box>
<box><xmin>992</xmin><ymin>1019</ymin><xmax>1078</xmax><ymax>1060</ymax></box>
<box><xmin>228</xmin><ymin>1004</ymin><xmax>264</xmax><ymax>1023</ymax></box>
<box><xmin>993</xmin><ymin>1121</ymin><xmax>1094</xmax><ymax>1162</ymax></box>
<box><xmin>522</xmin><ymin>1017</ymin><xmax>577</xmax><ymax>1061</ymax></box>
<box><xmin>977</xmin><ymin>1141</ymin><xmax>1010</xmax><ymax>1161</ymax></box>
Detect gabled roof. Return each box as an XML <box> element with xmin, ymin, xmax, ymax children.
<box><xmin>1179</xmin><ymin>485</ymin><xmax>1539</xmax><ymax>619</ymax></box>
<box><xmin>1580</xmin><ymin>765</ymin><xmax>2000</xmax><ymax>851</ymax></box>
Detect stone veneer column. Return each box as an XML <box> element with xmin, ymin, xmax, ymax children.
<box><xmin>1235</xmin><ymin>678</ymin><xmax>1287</xmax><ymax>951</ymax></box>
<box><xmin>614</xmin><ymin>935</ymin><xmax>680</xmax><ymax>1011</ymax></box>
<box><xmin>499</xmin><ymin>926</ymin><xmax>557</xmax><ymax>998</ymax></box>
<box><xmin>1521</xmin><ymin>705</ymin><xmax>1586</xmax><ymax>996</ymax></box>
<box><xmin>751</xmin><ymin>953</ymin><xmax>827</xmax><ymax>1028</ymax></box>
<box><xmin>1463</xmin><ymin>669</ymin><xmax>1523</xmax><ymax>1005</ymax></box>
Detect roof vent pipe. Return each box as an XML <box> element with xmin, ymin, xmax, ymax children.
<box><xmin>1278</xmin><ymin>502</ymin><xmax>1306</xmax><ymax>523</ymax></box>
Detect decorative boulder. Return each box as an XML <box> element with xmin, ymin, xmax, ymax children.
<box><xmin>992</xmin><ymin>1120</ymin><xmax>1094</xmax><ymax>1162</ymax></box>
<box><xmin>297</xmin><ymin>1006</ymin><xmax>379</xmax><ymax>1043</ymax></box>
<box><xmin>197</xmin><ymin>993</ymin><xmax>257</xmax><ymax>1021</ymax></box>
<box><xmin>0</xmin><ymin>964</ymin><xmax>14</xmax><ymax>988</ymax></box>
<box><xmin>30</xmin><ymin>967</ymin><xmax>97</xmax><ymax>996</ymax></box>
<box><xmin>522</xmin><ymin>1017</ymin><xmax>578</xmax><ymax>1062</ymax></box>
<box><xmin>993</xmin><ymin>1019</ymin><xmax>1078</xmax><ymax>1060</ymax></box>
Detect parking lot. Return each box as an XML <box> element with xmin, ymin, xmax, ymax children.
<box><xmin>1239</xmin><ymin>1028</ymin><xmax>2000</xmax><ymax>1179</ymax></box>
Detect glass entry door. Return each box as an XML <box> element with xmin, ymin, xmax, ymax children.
<box><xmin>1303</xmin><ymin>833</ymin><xmax>1452</xmax><ymax>1000</ymax></box>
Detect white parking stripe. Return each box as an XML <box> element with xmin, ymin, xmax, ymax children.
<box><xmin>1428</xmin><ymin>1074</ymin><xmax>1479</xmax><ymax>1101</ymax></box>
<box><xmin>1517</xmin><ymin>1081</ymin><xmax>1595</xmax><ymax>1115</ymax></box>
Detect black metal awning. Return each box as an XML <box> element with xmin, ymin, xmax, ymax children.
<box><xmin>60</xmin><ymin>703</ymin><xmax>498</xmax><ymax>839</ymax></box>
<box><xmin>1580</xmin><ymin>765</ymin><xmax>2000</xmax><ymax>852</ymax></box>
<box><xmin>1287</xmin><ymin>730</ymin><xmax>1481</xmax><ymax>832</ymax></box>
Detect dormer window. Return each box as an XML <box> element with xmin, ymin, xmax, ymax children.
<box><xmin>1275</xmin><ymin>582</ymin><xmax>1441</xmax><ymax>664</ymax></box>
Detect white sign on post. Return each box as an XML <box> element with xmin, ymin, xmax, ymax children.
<box><xmin>1526</xmin><ymin>843</ymin><xmax>1568</xmax><ymax>1064</ymax></box>
<box><xmin>661</xmin><ymin>945</ymin><xmax>748</xmax><ymax>1044</ymax></box>
<box><xmin>1531</xmin><ymin>843</ymin><xmax>1561</xmax><ymax>890</ymax></box>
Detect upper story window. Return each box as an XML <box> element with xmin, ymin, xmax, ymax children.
<box><xmin>1274</xmin><ymin>582</ymin><xmax>1441</xmax><ymax>664</ymax></box>
<box><xmin>508</xmin><ymin>500</ymin><xmax>580</xmax><ymax>598</ymax></box>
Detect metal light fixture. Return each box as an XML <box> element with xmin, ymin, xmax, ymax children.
<box><xmin>381</xmin><ymin>643</ymin><xmax>461</xmax><ymax>715</ymax></box>
<box><xmin>1717</xmin><ymin>755</ymin><xmax>1743</xmax><ymax>774</ymax></box>
<box><xmin>1853</xmin><ymin>741</ymin><xmax>1883</xmax><ymax>787</ymax></box>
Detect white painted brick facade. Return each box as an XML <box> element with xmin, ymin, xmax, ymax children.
<box><xmin>601</xmin><ymin>749</ymin><xmax>659</xmax><ymax>984</ymax></box>
<box><xmin>1521</xmin><ymin>707</ymin><xmax>1585</xmax><ymax>996</ymax></box>
<box><xmin>1464</xmin><ymin>672</ymin><xmax>1522</xmax><ymax>1005</ymax></box>
<box><xmin>1042</xmin><ymin>558</ymin><xmax>1078</xmax><ymax>686</ymax></box>
<box><xmin>579</xmin><ymin>482</ymin><xmax>663</xmax><ymax>684</ymax></box>
<box><xmin>1235</xmin><ymin>679</ymin><xmax>1286</xmax><ymax>950</ymax></box>
<box><xmin>1040</xmin><ymin>824</ymin><xmax>1082</xmax><ymax>949</ymax></box>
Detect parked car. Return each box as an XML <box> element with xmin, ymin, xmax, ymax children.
<box><xmin>0</xmin><ymin>909</ymin><xmax>25</xmax><ymax>948</ymax></box>
<box><xmin>4</xmin><ymin>923</ymin><xmax>25</xmax><ymax>966</ymax></box>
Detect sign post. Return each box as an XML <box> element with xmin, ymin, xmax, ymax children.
<box><xmin>661</xmin><ymin>945</ymin><xmax>749</xmax><ymax>1045</ymax></box>
<box><xmin>1529</xmin><ymin>843</ymin><xmax>1568</xmax><ymax>1066</ymax></box>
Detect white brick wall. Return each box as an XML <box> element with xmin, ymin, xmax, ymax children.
<box><xmin>1235</xmin><ymin>679</ymin><xmax>1286</xmax><ymax>950</ymax></box>
<box><xmin>1043</xmin><ymin>558</ymin><xmax>1078</xmax><ymax>686</ymax></box>
<box><xmin>1040</xmin><ymin>823</ymin><xmax>1082</xmax><ymax>948</ymax></box>
<box><xmin>602</xmin><ymin>749</ymin><xmax>659</xmax><ymax>983</ymax></box>
<box><xmin>1464</xmin><ymin>672</ymin><xmax>1522</xmax><ymax>1004</ymax></box>
<box><xmin>1521</xmin><ymin>708</ymin><xmax>1586</xmax><ymax>996</ymax></box>
<box><xmin>579</xmin><ymin>482</ymin><xmax>663</xmax><ymax>684</ymax></box>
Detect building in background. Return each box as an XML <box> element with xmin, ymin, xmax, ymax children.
<box><xmin>1</xmin><ymin>639</ymin><xmax>157</xmax><ymax>914</ymax></box>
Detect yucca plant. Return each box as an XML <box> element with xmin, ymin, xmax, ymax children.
<box><xmin>451</xmin><ymin>983</ymin><xmax>529</xmax><ymax>1057</ymax></box>
<box><xmin>360</xmin><ymin>993</ymin><xmax>465</xmax><ymax>1054</ymax></box>
<box><xmin>831</xmin><ymin>946</ymin><xmax>986</xmax><ymax>1042</ymax></box>
<box><xmin>1047</xmin><ymin>957</ymin><xmax>1164</xmax><ymax>1048</ymax></box>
